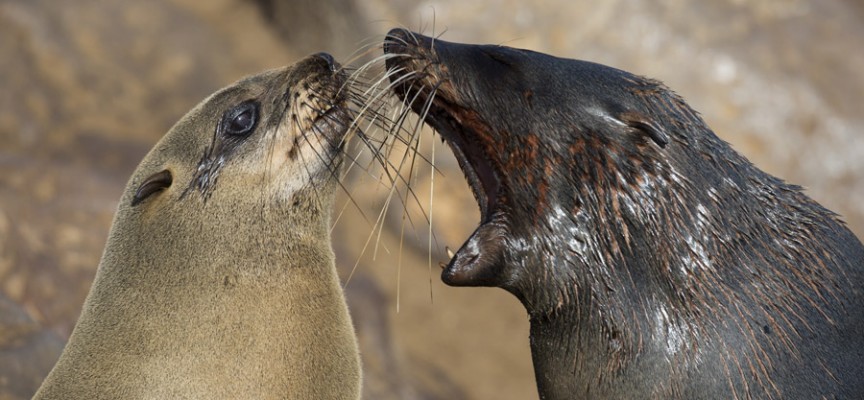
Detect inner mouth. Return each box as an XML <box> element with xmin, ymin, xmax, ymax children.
<box><xmin>382</xmin><ymin>29</ymin><xmax>502</xmax><ymax>218</ymax></box>
<box><xmin>422</xmin><ymin>98</ymin><xmax>501</xmax><ymax>221</ymax></box>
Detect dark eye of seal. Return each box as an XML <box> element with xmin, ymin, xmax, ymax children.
<box><xmin>222</xmin><ymin>100</ymin><xmax>259</xmax><ymax>137</ymax></box>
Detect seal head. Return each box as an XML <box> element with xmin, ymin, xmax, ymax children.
<box><xmin>385</xmin><ymin>30</ymin><xmax>676</xmax><ymax>291</ymax></box>
<box><xmin>384</xmin><ymin>29</ymin><xmax>864</xmax><ymax>399</ymax></box>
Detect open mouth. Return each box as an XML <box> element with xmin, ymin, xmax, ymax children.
<box><xmin>383</xmin><ymin>30</ymin><xmax>501</xmax><ymax>221</ymax></box>
<box><xmin>421</xmin><ymin>98</ymin><xmax>501</xmax><ymax>221</ymax></box>
<box><xmin>402</xmin><ymin>89</ymin><xmax>508</xmax><ymax>287</ymax></box>
<box><xmin>384</xmin><ymin>29</ymin><xmax>508</xmax><ymax>287</ymax></box>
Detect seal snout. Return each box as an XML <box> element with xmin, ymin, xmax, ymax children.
<box><xmin>383</xmin><ymin>28</ymin><xmax>414</xmax><ymax>56</ymax></box>
<box><xmin>313</xmin><ymin>52</ymin><xmax>338</xmax><ymax>72</ymax></box>
<box><xmin>383</xmin><ymin>29</ymin><xmax>440</xmax><ymax>75</ymax></box>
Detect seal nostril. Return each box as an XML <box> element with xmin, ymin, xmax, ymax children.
<box><xmin>384</xmin><ymin>28</ymin><xmax>412</xmax><ymax>54</ymax></box>
<box><xmin>314</xmin><ymin>52</ymin><xmax>336</xmax><ymax>71</ymax></box>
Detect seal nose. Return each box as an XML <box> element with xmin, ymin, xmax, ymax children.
<box><xmin>314</xmin><ymin>52</ymin><xmax>337</xmax><ymax>72</ymax></box>
<box><xmin>383</xmin><ymin>28</ymin><xmax>411</xmax><ymax>55</ymax></box>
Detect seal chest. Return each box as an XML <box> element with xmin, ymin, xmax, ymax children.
<box><xmin>34</xmin><ymin>53</ymin><xmax>362</xmax><ymax>399</ymax></box>
<box><xmin>382</xmin><ymin>29</ymin><xmax>864</xmax><ymax>399</ymax></box>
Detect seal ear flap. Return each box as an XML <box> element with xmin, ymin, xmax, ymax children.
<box><xmin>131</xmin><ymin>170</ymin><xmax>173</xmax><ymax>207</ymax></box>
<box><xmin>617</xmin><ymin>111</ymin><xmax>669</xmax><ymax>148</ymax></box>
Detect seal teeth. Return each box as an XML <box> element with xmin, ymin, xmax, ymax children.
<box><xmin>441</xmin><ymin>246</ymin><xmax>455</xmax><ymax>269</ymax></box>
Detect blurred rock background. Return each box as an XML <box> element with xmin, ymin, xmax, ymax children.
<box><xmin>0</xmin><ymin>0</ymin><xmax>861</xmax><ymax>399</ymax></box>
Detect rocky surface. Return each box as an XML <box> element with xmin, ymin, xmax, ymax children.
<box><xmin>1</xmin><ymin>0</ymin><xmax>861</xmax><ymax>399</ymax></box>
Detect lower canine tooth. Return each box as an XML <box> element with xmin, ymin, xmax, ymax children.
<box><xmin>446</xmin><ymin>246</ymin><xmax>454</xmax><ymax>259</ymax></box>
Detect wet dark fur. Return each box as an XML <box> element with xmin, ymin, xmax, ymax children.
<box><xmin>382</xmin><ymin>29</ymin><xmax>864</xmax><ymax>399</ymax></box>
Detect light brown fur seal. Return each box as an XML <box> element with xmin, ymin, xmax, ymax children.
<box><xmin>34</xmin><ymin>53</ymin><xmax>361</xmax><ymax>399</ymax></box>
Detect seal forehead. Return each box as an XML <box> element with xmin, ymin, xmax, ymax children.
<box><xmin>145</xmin><ymin>85</ymin><xmax>261</xmax><ymax>168</ymax></box>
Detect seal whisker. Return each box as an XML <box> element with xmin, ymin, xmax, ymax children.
<box><xmin>344</xmin><ymin>73</ymin><xmax>441</xmax><ymax>204</ymax></box>
<box><xmin>396</xmin><ymin>196</ymin><xmax>407</xmax><ymax>313</ymax></box>
<box><xmin>381</xmin><ymin>84</ymin><xmax>439</xmax><ymax>227</ymax></box>
<box><xmin>336</xmin><ymin>131</ymin><xmax>386</xmax><ymax>180</ymax></box>
<box><xmin>345</xmin><ymin>183</ymin><xmax>401</xmax><ymax>285</ymax></box>
<box><xmin>427</xmin><ymin>128</ymin><xmax>438</xmax><ymax>303</ymax></box>
<box><xmin>307</xmin><ymin>123</ymin><xmax>361</xmax><ymax>206</ymax></box>
<box><xmin>390</xmin><ymin>120</ymin><xmax>427</xmax><ymax>261</ymax></box>
<box><xmin>286</xmin><ymin>95</ymin><xmax>335</xmax><ymax>214</ymax></box>
<box><xmin>342</xmin><ymin>103</ymin><xmax>442</xmax><ymax>170</ymax></box>
<box><xmin>343</xmin><ymin>52</ymin><xmax>408</xmax><ymax>92</ymax></box>
<box><xmin>346</xmin><ymin>84</ymin><xmax>436</xmax><ymax>273</ymax></box>
<box><xmin>365</xmin><ymin>82</ymin><xmax>443</xmax><ymax>270</ymax></box>
<box><xmin>337</xmin><ymin>37</ymin><xmax>390</xmax><ymax>74</ymax></box>
<box><xmin>332</xmin><ymin>98</ymin><xmax>407</xmax><ymax>188</ymax></box>
<box><xmin>344</xmin><ymin>69</ymin><xmax>420</xmax><ymax>135</ymax></box>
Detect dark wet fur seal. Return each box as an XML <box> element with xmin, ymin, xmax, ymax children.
<box><xmin>382</xmin><ymin>29</ymin><xmax>864</xmax><ymax>399</ymax></box>
<box><xmin>34</xmin><ymin>53</ymin><xmax>362</xmax><ymax>399</ymax></box>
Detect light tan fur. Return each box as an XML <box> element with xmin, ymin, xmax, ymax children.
<box><xmin>34</xmin><ymin>55</ymin><xmax>361</xmax><ymax>399</ymax></box>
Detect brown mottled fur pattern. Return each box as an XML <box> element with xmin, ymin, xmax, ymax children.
<box><xmin>383</xmin><ymin>30</ymin><xmax>864</xmax><ymax>399</ymax></box>
<box><xmin>34</xmin><ymin>55</ymin><xmax>361</xmax><ymax>399</ymax></box>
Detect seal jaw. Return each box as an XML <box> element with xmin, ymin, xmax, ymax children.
<box><xmin>385</xmin><ymin>29</ymin><xmax>508</xmax><ymax>287</ymax></box>
<box><xmin>442</xmin><ymin>219</ymin><xmax>508</xmax><ymax>287</ymax></box>
<box><xmin>410</xmin><ymin>95</ymin><xmax>508</xmax><ymax>287</ymax></box>
<box><xmin>424</xmin><ymin>103</ymin><xmax>509</xmax><ymax>287</ymax></box>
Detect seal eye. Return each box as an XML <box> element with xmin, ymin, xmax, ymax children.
<box><xmin>223</xmin><ymin>101</ymin><xmax>259</xmax><ymax>137</ymax></box>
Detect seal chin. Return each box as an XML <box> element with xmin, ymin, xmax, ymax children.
<box><xmin>442</xmin><ymin>220</ymin><xmax>508</xmax><ymax>287</ymax></box>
